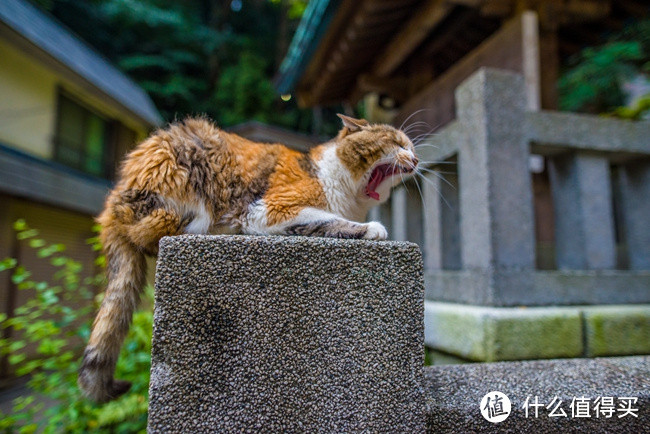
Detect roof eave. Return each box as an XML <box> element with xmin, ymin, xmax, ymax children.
<box><xmin>274</xmin><ymin>0</ymin><xmax>343</xmax><ymax>96</ymax></box>
<box><xmin>0</xmin><ymin>0</ymin><xmax>162</xmax><ymax>127</ymax></box>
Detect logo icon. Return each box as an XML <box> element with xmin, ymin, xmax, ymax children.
<box><xmin>480</xmin><ymin>391</ymin><xmax>512</xmax><ymax>423</ymax></box>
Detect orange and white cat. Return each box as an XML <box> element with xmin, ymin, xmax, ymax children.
<box><xmin>78</xmin><ymin>114</ymin><xmax>418</xmax><ymax>402</ymax></box>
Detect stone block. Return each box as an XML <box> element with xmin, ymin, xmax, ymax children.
<box><xmin>549</xmin><ymin>153</ymin><xmax>616</xmax><ymax>270</ymax></box>
<box><xmin>424</xmin><ymin>301</ymin><xmax>487</xmax><ymax>361</ymax></box>
<box><xmin>488</xmin><ymin>307</ymin><xmax>583</xmax><ymax>361</ymax></box>
<box><xmin>424</xmin><ymin>302</ymin><xmax>583</xmax><ymax>361</ymax></box>
<box><xmin>425</xmin><ymin>356</ymin><xmax>650</xmax><ymax>433</ymax></box>
<box><xmin>148</xmin><ymin>235</ymin><xmax>425</xmax><ymax>433</ymax></box>
<box><xmin>455</xmin><ymin>68</ymin><xmax>535</xmax><ymax>272</ymax></box>
<box><xmin>425</xmin><ymin>270</ymin><xmax>650</xmax><ymax>306</ymax></box>
<box><xmin>619</xmin><ymin>161</ymin><xmax>650</xmax><ymax>270</ymax></box>
<box><xmin>584</xmin><ymin>305</ymin><xmax>650</xmax><ymax>357</ymax></box>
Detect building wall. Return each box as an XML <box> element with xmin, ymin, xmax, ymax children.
<box><xmin>0</xmin><ymin>41</ymin><xmax>58</xmax><ymax>158</ymax></box>
<box><xmin>0</xmin><ymin>39</ymin><xmax>149</xmax><ymax>161</ymax></box>
<box><xmin>0</xmin><ymin>31</ymin><xmax>157</xmax><ymax>381</ymax></box>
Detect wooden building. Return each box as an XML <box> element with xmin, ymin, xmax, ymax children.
<box><xmin>277</xmin><ymin>0</ymin><xmax>648</xmax><ymax>268</ymax></box>
<box><xmin>277</xmin><ymin>0</ymin><xmax>646</xmax><ymax>117</ymax></box>
<box><xmin>0</xmin><ymin>0</ymin><xmax>161</xmax><ymax>381</ymax></box>
<box><xmin>277</xmin><ymin>0</ymin><xmax>650</xmax><ymax>363</ymax></box>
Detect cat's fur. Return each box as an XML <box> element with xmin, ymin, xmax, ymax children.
<box><xmin>78</xmin><ymin>114</ymin><xmax>418</xmax><ymax>402</ymax></box>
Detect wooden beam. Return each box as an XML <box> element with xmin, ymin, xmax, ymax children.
<box><xmin>420</xmin><ymin>9</ymin><xmax>478</xmax><ymax>57</ymax></box>
<box><xmin>394</xmin><ymin>12</ymin><xmax>539</xmax><ymax>129</ymax></box>
<box><xmin>559</xmin><ymin>0</ymin><xmax>611</xmax><ymax>23</ymax></box>
<box><xmin>619</xmin><ymin>0</ymin><xmax>650</xmax><ymax>18</ymax></box>
<box><xmin>446</xmin><ymin>0</ymin><xmax>485</xmax><ymax>6</ymax></box>
<box><xmin>372</xmin><ymin>0</ymin><xmax>454</xmax><ymax>78</ymax></box>
<box><xmin>480</xmin><ymin>0</ymin><xmax>513</xmax><ymax>17</ymax></box>
<box><xmin>522</xmin><ymin>11</ymin><xmax>541</xmax><ymax>110</ymax></box>
<box><xmin>348</xmin><ymin>74</ymin><xmax>409</xmax><ymax>105</ymax></box>
<box><xmin>536</xmin><ymin>3</ymin><xmax>560</xmax><ymax>110</ymax></box>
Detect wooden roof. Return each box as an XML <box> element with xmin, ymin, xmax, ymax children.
<box><xmin>0</xmin><ymin>0</ymin><xmax>162</xmax><ymax>126</ymax></box>
<box><xmin>278</xmin><ymin>0</ymin><xmax>648</xmax><ymax>108</ymax></box>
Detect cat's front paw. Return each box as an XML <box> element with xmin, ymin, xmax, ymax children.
<box><xmin>363</xmin><ymin>221</ymin><xmax>388</xmax><ymax>240</ymax></box>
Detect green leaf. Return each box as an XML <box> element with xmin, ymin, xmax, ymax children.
<box><xmin>29</xmin><ymin>239</ymin><xmax>46</xmax><ymax>248</ymax></box>
<box><xmin>0</xmin><ymin>257</ymin><xmax>17</xmax><ymax>271</ymax></box>
<box><xmin>13</xmin><ymin>219</ymin><xmax>27</xmax><ymax>231</ymax></box>
<box><xmin>8</xmin><ymin>353</ymin><xmax>26</xmax><ymax>365</ymax></box>
<box><xmin>17</xmin><ymin>229</ymin><xmax>38</xmax><ymax>240</ymax></box>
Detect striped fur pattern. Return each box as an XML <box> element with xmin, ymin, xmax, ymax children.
<box><xmin>78</xmin><ymin>114</ymin><xmax>418</xmax><ymax>402</ymax></box>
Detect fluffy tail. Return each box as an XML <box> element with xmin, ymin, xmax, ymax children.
<box><xmin>78</xmin><ymin>229</ymin><xmax>146</xmax><ymax>403</ymax></box>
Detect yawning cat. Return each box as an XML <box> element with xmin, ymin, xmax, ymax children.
<box><xmin>78</xmin><ymin>114</ymin><xmax>418</xmax><ymax>402</ymax></box>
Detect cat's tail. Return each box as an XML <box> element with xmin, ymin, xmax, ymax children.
<box><xmin>78</xmin><ymin>225</ymin><xmax>147</xmax><ymax>403</ymax></box>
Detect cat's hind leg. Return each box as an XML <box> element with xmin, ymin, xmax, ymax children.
<box><xmin>245</xmin><ymin>205</ymin><xmax>387</xmax><ymax>240</ymax></box>
<box><xmin>79</xmin><ymin>200</ymin><xmax>186</xmax><ymax>402</ymax></box>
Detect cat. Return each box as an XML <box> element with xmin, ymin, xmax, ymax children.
<box><xmin>78</xmin><ymin>114</ymin><xmax>418</xmax><ymax>402</ymax></box>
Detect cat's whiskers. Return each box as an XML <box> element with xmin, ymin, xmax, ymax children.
<box><xmin>415</xmin><ymin>165</ymin><xmax>456</xmax><ymax>191</ymax></box>
<box><xmin>414</xmin><ymin>171</ymin><xmax>453</xmax><ymax>210</ymax></box>
<box><xmin>399</xmin><ymin>108</ymin><xmax>433</xmax><ymax>131</ymax></box>
<box><xmin>403</xmin><ymin>122</ymin><xmax>433</xmax><ymax>136</ymax></box>
<box><xmin>417</xmin><ymin>166</ymin><xmax>457</xmax><ymax>176</ymax></box>
<box><xmin>403</xmin><ymin>120</ymin><xmax>431</xmax><ymax>129</ymax></box>
<box><xmin>411</xmin><ymin>128</ymin><xmax>439</xmax><ymax>142</ymax></box>
<box><xmin>417</xmin><ymin>159</ymin><xmax>457</xmax><ymax>166</ymax></box>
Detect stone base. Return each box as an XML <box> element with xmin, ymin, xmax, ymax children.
<box><xmin>148</xmin><ymin>235</ymin><xmax>425</xmax><ymax>433</ymax></box>
<box><xmin>424</xmin><ymin>270</ymin><xmax>650</xmax><ymax>306</ymax></box>
<box><xmin>425</xmin><ymin>301</ymin><xmax>650</xmax><ymax>361</ymax></box>
<box><xmin>425</xmin><ymin>356</ymin><xmax>650</xmax><ymax>433</ymax></box>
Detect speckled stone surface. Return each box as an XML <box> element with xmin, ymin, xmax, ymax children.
<box><xmin>424</xmin><ymin>356</ymin><xmax>650</xmax><ymax>433</ymax></box>
<box><xmin>148</xmin><ymin>235</ymin><xmax>425</xmax><ymax>433</ymax></box>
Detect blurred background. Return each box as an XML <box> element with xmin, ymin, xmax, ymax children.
<box><xmin>0</xmin><ymin>0</ymin><xmax>648</xmax><ymax>431</ymax></box>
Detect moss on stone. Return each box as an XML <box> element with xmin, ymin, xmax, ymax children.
<box><xmin>584</xmin><ymin>306</ymin><xmax>650</xmax><ymax>356</ymax></box>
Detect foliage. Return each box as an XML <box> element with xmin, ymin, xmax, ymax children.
<box><xmin>34</xmin><ymin>0</ymin><xmax>337</xmax><ymax>134</ymax></box>
<box><xmin>0</xmin><ymin>220</ymin><xmax>153</xmax><ymax>433</ymax></box>
<box><xmin>559</xmin><ymin>19</ymin><xmax>650</xmax><ymax>118</ymax></box>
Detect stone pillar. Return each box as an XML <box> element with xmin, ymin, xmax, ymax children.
<box><xmin>423</xmin><ymin>171</ymin><xmax>461</xmax><ymax>271</ymax></box>
<box><xmin>619</xmin><ymin>161</ymin><xmax>650</xmax><ymax>270</ymax></box>
<box><xmin>405</xmin><ymin>180</ymin><xmax>424</xmax><ymax>245</ymax></box>
<box><xmin>367</xmin><ymin>206</ymin><xmax>379</xmax><ymax>222</ymax></box>
<box><xmin>391</xmin><ymin>186</ymin><xmax>408</xmax><ymax>242</ymax></box>
<box><xmin>423</xmin><ymin>174</ymin><xmax>442</xmax><ymax>271</ymax></box>
<box><xmin>549</xmin><ymin>154</ymin><xmax>616</xmax><ymax>269</ymax></box>
<box><xmin>148</xmin><ymin>235</ymin><xmax>425</xmax><ymax>433</ymax></box>
<box><xmin>455</xmin><ymin>68</ymin><xmax>536</xmax><ymax>271</ymax></box>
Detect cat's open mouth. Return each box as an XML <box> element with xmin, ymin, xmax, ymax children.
<box><xmin>364</xmin><ymin>163</ymin><xmax>413</xmax><ymax>200</ymax></box>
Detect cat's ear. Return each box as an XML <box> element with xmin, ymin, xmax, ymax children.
<box><xmin>337</xmin><ymin>114</ymin><xmax>369</xmax><ymax>134</ymax></box>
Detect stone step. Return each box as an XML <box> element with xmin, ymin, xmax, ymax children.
<box><xmin>425</xmin><ymin>356</ymin><xmax>650</xmax><ymax>433</ymax></box>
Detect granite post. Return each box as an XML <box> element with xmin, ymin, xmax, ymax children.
<box><xmin>454</xmin><ymin>68</ymin><xmax>536</xmax><ymax>302</ymax></box>
<box><xmin>549</xmin><ymin>153</ymin><xmax>616</xmax><ymax>269</ymax></box>
<box><xmin>148</xmin><ymin>235</ymin><xmax>425</xmax><ymax>433</ymax></box>
<box><xmin>619</xmin><ymin>161</ymin><xmax>650</xmax><ymax>270</ymax></box>
<box><xmin>417</xmin><ymin>68</ymin><xmax>650</xmax><ymax>362</ymax></box>
<box><xmin>422</xmin><ymin>173</ymin><xmax>442</xmax><ymax>271</ymax></box>
<box><xmin>391</xmin><ymin>186</ymin><xmax>408</xmax><ymax>242</ymax></box>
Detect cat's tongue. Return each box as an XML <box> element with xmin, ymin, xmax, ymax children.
<box><xmin>365</xmin><ymin>167</ymin><xmax>384</xmax><ymax>200</ymax></box>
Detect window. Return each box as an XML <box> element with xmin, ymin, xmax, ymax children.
<box><xmin>54</xmin><ymin>93</ymin><xmax>111</xmax><ymax>177</ymax></box>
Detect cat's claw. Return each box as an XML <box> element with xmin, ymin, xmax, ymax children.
<box><xmin>364</xmin><ymin>221</ymin><xmax>388</xmax><ymax>240</ymax></box>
